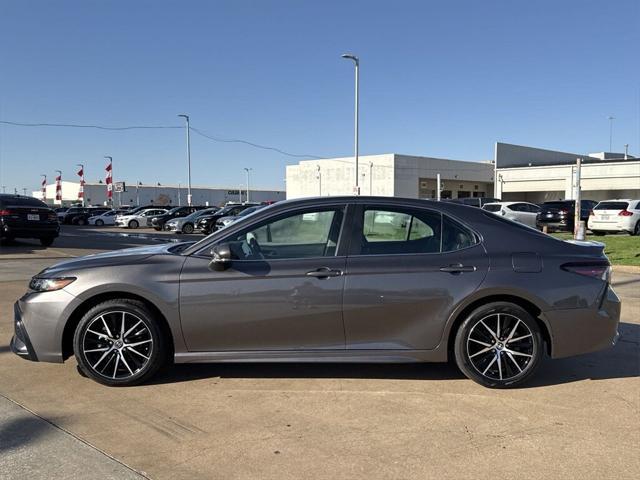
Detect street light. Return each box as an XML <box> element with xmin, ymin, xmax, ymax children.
<box><xmin>607</xmin><ymin>115</ymin><xmax>615</xmax><ymax>152</ymax></box>
<box><xmin>178</xmin><ymin>114</ymin><xmax>192</xmax><ymax>206</ymax></box>
<box><xmin>342</xmin><ymin>53</ymin><xmax>360</xmax><ymax>195</ymax></box>
<box><xmin>369</xmin><ymin>161</ymin><xmax>373</xmax><ymax>195</ymax></box>
<box><xmin>316</xmin><ymin>165</ymin><xmax>322</xmax><ymax>196</ymax></box>
<box><xmin>244</xmin><ymin>168</ymin><xmax>253</xmax><ymax>203</ymax></box>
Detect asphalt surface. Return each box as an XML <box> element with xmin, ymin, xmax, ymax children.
<box><xmin>0</xmin><ymin>226</ymin><xmax>638</xmax><ymax>479</ymax></box>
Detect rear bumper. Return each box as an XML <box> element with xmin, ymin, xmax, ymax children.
<box><xmin>588</xmin><ymin>218</ymin><xmax>635</xmax><ymax>232</ymax></box>
<box><xmin>544</xmin><ymin>284</ymin><xmax>621</xmax><ymax>359</ymax></box>
<box><xmin>1</xmin><ymin>222</ymin><xmax>59</xmax><ymax>239</ymax></box>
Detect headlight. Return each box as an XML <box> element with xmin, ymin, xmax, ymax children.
<box><xmin>29</xmin><ymin>277</ymin><xmax>76</xmax><ymax>292</ymax></box>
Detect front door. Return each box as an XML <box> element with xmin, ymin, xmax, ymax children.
<box><xmin>179</xmin><ymin>205</ymin><xmax>348</xmax><ymax>351</ymax></box>
<box><xmin>343</xmin><ymin>204</ymin><xmax>489</xmax><ymax>350</ymax></box>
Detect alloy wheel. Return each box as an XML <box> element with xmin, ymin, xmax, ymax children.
<box><xmin>466</xmin><ymin>313</ymin><xmax>535</xmax><ymax>381</ymax></box>
<box><xmin>81</xmin><ymin>311</ymin><xmax>153</xmax><ymax>380</ymax></box>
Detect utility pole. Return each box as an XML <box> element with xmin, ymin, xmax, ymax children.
<box><xmin>369</xmin><ymin>161</ymin><xmax>373</xmax><ymax>195</ymax></box>
<box><xmin>178</xmin><ymin>114</ymin><xmax>192</xmax><ymax>206</ymax></box>
<box><xmin>22</xmin><ymin>188</ymin><xmax>27</xmax><ymax>196</ymax></box>
<box><xmin>573</xmin><ymin>158</ymin><xmax>584</xmax><ymax>240</ymax></box>
<box><xmin>244</xmin><ymin>168</ymin><xmax>252</xmax><ymax>203</ymax></box>
<box><xmin>316</xmin><ymin>165</ymin><xmax>322</xmax><ymax>196</ymax></box>
<box><xmin>607</xmin><ymin>115</ymin><xmax>615</xmax><ymax>152</ymax></box>
<box><xmin>624</xmin><ymin>144</ymin><xmax>629</xmax><ymax>159</ymax></box>
<box><xmin>436</xmin><ymin>173</ymin><xmax>441</xmax><ymax>201</ymax></box>
<box><xmin>342</xmin><ymin>53</ymin><xmax>360</xmax><ymax>195</ymax></box>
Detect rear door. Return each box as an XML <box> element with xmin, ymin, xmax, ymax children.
<box><xmin>342</xmin><ymin>204</ymin><xmax>489</xmax><ymax>350</ymax></box>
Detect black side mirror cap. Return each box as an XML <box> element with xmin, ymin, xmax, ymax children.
<box><xmin>208</xmin><ymin>243</ymin><xmax>233</xmax><ymax>271</ymax></box>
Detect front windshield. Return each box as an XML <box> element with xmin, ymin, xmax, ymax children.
<box><xmin>186</xmin><ymin>208</ymin><xmax>217</xmax><ymax>221</ymax></box>
<box><xmin>166</xmin><ymin>207</ymin><xmax>182</xmax><ymax>215</ymax></box>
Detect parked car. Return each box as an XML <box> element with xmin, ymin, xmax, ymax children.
<box><xmin>88</xmin><ymin>209</ymin><xmax>122</xmax><ymax>226</ymax></box>
<box><xmin>0</xmin><ymin>194</ymin><xmax>59</xmax><ymax>246</ymax></box>
<box><xmin>215</xmin><ymin>204</ymin><xmax>267</xmax><ymax>230</ymax></box>
<box><xmin>164</xmin><ymin>207</ymin><xmax>220</xmax><ymax>234</ymax></box>
<box><xmin>114</xmin><ymin>208</ymin><xmax>168</xmax><ymax>229</ymax></box>
<box><xmin>11</xmin><ymin>196</ymin><xmax>620</xmax><ymax>388</ymax></box>
<box><xmin>60</xmin><ymin>207</ymin><xmax>90</xmax><ymax>225</ymax></box>
<box><xmin>149</xmin><ymin>206</ymin><xmax>207</xmax><ymax>230</ymax></box>
<box><xmin>72</xmin><ymin>208</ymin><xmax>111</xmax><ymax>225</ymax></box>
<box><xmin>482</xmin><ymin>202</ymin><xmax>541</xmax><ymax>228</ymax></box>
<box><xmin>54</xmin><ymin>208</ymin><xmax>68</xmax><ymax>222</ymax></box>
<box><xmin>445</xmin><ymin>197</ymin><xmax>501</xmax><ymax>208</ymax></box>
<box><xmin>588</xmin><ymin>199</ymin><xmax>640</xmax><ymax>235</ymax></box>
<box><xmin>196</xmin><ymin>204</ymin><xmax>257</xmax><ymax>235</ymax></box>
<box><xmin>536</xmin><ymin>200</ymin><xmax>598</xmax><ymax>232</ymax></box>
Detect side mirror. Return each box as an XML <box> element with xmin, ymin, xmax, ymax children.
<box><xmin>208</xmin><ymin>243</ymin><xmax>232</xmax><ymax>271</ymax></box>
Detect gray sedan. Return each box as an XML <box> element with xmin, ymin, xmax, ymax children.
<box><xmin>11</xmin><ymin>196</ymin><xmax>620</xmax><ymax>388</ymax></box>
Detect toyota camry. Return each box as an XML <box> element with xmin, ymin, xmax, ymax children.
<box><xmin>11</xmin><ymin>197</ymin><xmax>620</xmax><ymax>388</ymax></box>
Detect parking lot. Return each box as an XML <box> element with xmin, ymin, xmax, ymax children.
<box><xmin>1</xmin><ymin>227</ymin><xmax>639</xmax><ymax>480</ymax></box>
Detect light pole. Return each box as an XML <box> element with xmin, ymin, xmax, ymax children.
<box><xmin>1</xmin><ymin>186</ymin><xmax>5</xmax><ymax>193</ymax></box>
<box><xmin>244</xmin><ymin>168</ymin><xmax>252</xmax><ymax>203</ymax></box>
<box><xmin>624</xmin><ymin>144</ymin><xmax>629</xmax><ymax>159</ymax></box>
<box><xmin>178</xmin><ymin>114</ymin><xmax>192</xmax><ymax>206</ymax></box>
<box><xmin>316</xmin><ymin>165</ymin><xmax>322</xmax><ymax>196</ymax></box>
<box><xmin>136</xmin><ymin>182</ymin><xmax>141</xmax><ymax>206</ymax></box>
<box><xmin>342</xmin><ymin>53</ymin><xmax>360</xmax><ymax>195</ymax></box>
<box><xmin>607</xmin><ymin>115</ymin><xmax>615</xmax><ymax>152</ymax></box>
<box><xmin>369</xmin><ymin>161</ymin><xmax>373</xmax><ymax>195</ymax></box>
<box><xmin>22</xmin><ymin>188</ymin><xmax>27</xmax><ymax>196</ymax></box>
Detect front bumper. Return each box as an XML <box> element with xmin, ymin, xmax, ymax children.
<box><xmin>544</xmin><ymin>284</ymin><xmax>621</xmax><ymax>359</ymax></box>
<box><xmin>10</xmin><ymin>303</ymin><xmax>38</xmax><ymax>361</ymax></box>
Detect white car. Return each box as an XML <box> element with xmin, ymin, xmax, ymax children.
<box><xmin>114</xmin><ymin>208</ymin><xmax>168</xmax><ymax>229</ymax></box>
<box><xmin>588</xmin><ymin>199</ymin><xmax>640</xmax><ymax>235</ymax></box>
<box><xmin>87</xmin><ymin>209</ymin><xmax>119</xmax><ymax>226</ymax></box>
<box><xmin>482</xmin><ymin>201</ymin><xmax>541</xmax><ymax>228</ymax></box>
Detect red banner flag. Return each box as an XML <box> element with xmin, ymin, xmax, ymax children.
<box><xmin>41</xmin><ymin>175</ymin><xmax>47</xmax><ymax>200</ymax></box>
<box><xmin>55</xmin><ymin>173</ymin><xmax>62</xmax><ymax>201</ymax></box>
<box><xmin>105</xmin><ymin>161</ymin><xmax>113</xmax><ymax>200</ymax></box>
<box><xmin>77</xmin><ymin>167</ymin><xmax>85</xmax><ymax>200</ymax></box>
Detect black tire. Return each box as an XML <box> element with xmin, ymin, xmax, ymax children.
<box><xmin>128</xmin><ymin>219</ymin><xmax>139</xmax><ymax>229</ymax></box>
<box><xmin>95</xmin><ymin>219</ymin><xmax>104</xmax><ymax>226</ymax></box>
<box><xmin>182</xmin><ymin>223</ymin><xmax>194</xmax><ymax>234</ymax></box>
<box><xmin>77</xmin><ymin>218</ymin><xmax>87</xmax><ymax>226</ymax></box>
<box><xmin>40</xmin><ymin>237</ymin><xmax>55</xmax><ymax>247</ymax></box>
<box><xmin>634</xmin><ymin>221</ymin><xmax>640</xmax><ymax>236</ymax></box>
<box><xmin>153</xmin><ymin>226</ymin><xmax>162</xmax><ymax>231</ymax></box>
<box><xmin>73</xmin><ymin>299</ymin><xmax>166</xmax><ymax>386</ymax></box>
<box><xmin>593</xmin><ymin>231</ymin><xmax>606</xmax><ymax>236</ymax></box>
<box><xmin>454</xmin><ymin>302</ymin><xmax>544</xmax><ymax>388</ymax></box>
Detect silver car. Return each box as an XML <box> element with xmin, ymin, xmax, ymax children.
<box><xmin>165</xmin><ymin>207</ymin><xmax>220</xmax><ymax>234</ymax></box>
<box><xmin>11</xmin><ymin>197</ymin><xmax>620</xmax><ymax>388</ymax></box>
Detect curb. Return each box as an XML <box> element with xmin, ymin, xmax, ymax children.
<box><xmin>612</xmin><ymin>265</ymin><xmax>640</xmax><ymax>274</ymax></box>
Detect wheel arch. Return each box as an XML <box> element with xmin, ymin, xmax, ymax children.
<box><xmin>444</xmin><ymin>294</ymin><xmax>552</xmax><ymax>360</ymax></box>
<box><xmin>61</xmin><ymin>291</ymin><xmax>174</xmax><ymax>361</ymax></box>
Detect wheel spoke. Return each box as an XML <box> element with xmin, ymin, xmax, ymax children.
<box><xmin>508</xmin><ymin>333</ymin><xmax>532</xmax><ymax>344</ymax></box>
<box><xmin>496</xmin><ymin>314</ymin><xmax>501</xmax><ymax>339</ymax></box>
<box><xmin>469</xmin><ymin>346</ymin><xmax>493</xmax><ymax>358</ymax></box>
<box><xmin>482</xmin><ymin>355</ymin><xmax>497</xmax><ymax>375</ymax></box>
<box><xmin>506</xmin><ymin>351</ymin><xmax>523</xmax><ymax>373</ymax></box>
<box><xmin>505</xmin><ymin>319</ymin><xmax>521</xmax><ymax>342</ymax></box>
<box><xmin>84</xmin><ymin>347</ymin><xmax>110</xmax><ymax>353</ymax></box>
<box><xmin>505</xmin><ymin>348</ymin><xmax>532</xmax><ymax>358</ymax></box>
<box><xmin>127</xmin><ymin>346</ymin><xmax>149</xmax><ymax>360</ymax></box>
<box><xmin>101</xmin><ymin>316</ymin><xmax>114</xmax><ymax>339</ymax></box>
<box><xmin>497</xmin><ymin>352</ymin><xmax>503</xmax><ymax>380</ymax></box>
<box><xmin>120</xmin><ymin>312</ymin><xmax>126</xmax><ymax>338</ymax></box>
<box><xmin>112</xmin><ymin>352</ymin><xmax>120</xmax><ymax>379</ymax></box>
<box><xmin>469</xmin><ymin>338</ymin><xmax>492</xmax><ymax>347</ymax></box>
<box><xmin>120</xmin><ymin>351</ymin><xmax>135</xmax><ymax>375</ymax></box>
<box><xmin>92</xmin><ymin>348</ymin><xmax>113</xmax><ymax>369</ymax></box>
<box><xmin>480</xmin><ymin>320</ymin><xmax>498</xmax><ymax>341</ymax></box>
<box><xmin>123</xmin><ymin>320</ymin><xmax>143</xmax><ymax>340</ymax></box>
<box><xmin>127</xmin><ymin>339</ymin><xmax>152</xmax><ymax>347</ymax></box>
<box><xmin>87</xmin><ymin>329</ymin><xmax>109</xmax><ymax>339</ymax></box>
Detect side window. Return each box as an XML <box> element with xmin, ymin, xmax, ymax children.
<box><xmin>442</xmin><ymin>215</ymin><xmax>478</xmax><ymax>252</ymax></box>
<box><xmin>360</xmin><ymin>208</ymin><xmax>441</xmax><ymax>255</ymax></box>
<box><xmin>225</xmin><ymin>208</ymin><xmax>344</xmax><ymax>260</ymax></box>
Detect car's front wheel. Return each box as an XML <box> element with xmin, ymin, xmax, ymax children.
<box><xmin>454</xmin><ymin>302</ymin><xmax>543</xmax><ymax>388</ymax></box>
<box><xmin>95</xmin><ymin>219</ymin><xmax>104</xmax><ymax>226</ymax></box>
<box><xmin>73</xmin><ymin>299</ymin><xmax>166</xmax><ymax>386</ymax></box>
<box><xmin>128</xmin><ymin>220</ymin><xmax>139</xmax><ymax>229</ymax></box>
<box><xmin>182</xmin><ymin>223</ymin><xmax>194</xmax><ymax>234</ymax></box>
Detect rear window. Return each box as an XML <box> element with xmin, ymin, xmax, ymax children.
<box><xmin>483</xmin><ymin>204</ymin><xmax>502</xmax><ymax>212</ymax></box>
<box><xmin>542</xmin><ymin>201</ymin><xmax>572</xmax><ymax>208</ymax></box>
<box><xmin>0</xmin><ymin>196</ymin><xmax>48</xmax><ymax>208</ymax></box>
<box><xmin>594</xmin><ymin>201</ymin><xmax>629</xmax><ymax>211</ymax></box>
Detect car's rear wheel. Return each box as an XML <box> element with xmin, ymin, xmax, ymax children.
<box><xmin>73</xmin><ymin>299</ymin><xmax>166</xmax><ymax>386</ymax></box>
<box><xmin>40</xmin><ymin>237</ymin><xmax>55</xmax><ymax>247</ymax></box>
<box><xmin>634</xmin><ymin>221</ymin><xmax>640</xmax><ymax>236</ymax></box>
<box><xmin>454</xmin><ymin>302</ymin><xmax>543</xmax><ymax>388</ymax></box>
<box><xmin>128</xmin><ymin>220</ymin><xmax>139</xmax><ymax>229</ymax></box>
<box><xmin>182</xmin><ymin>223</ymin><xmax>194</xmax><ymax>234</ymax></box>
<box><xmin>77</xmin><ymin>218</ymin><xmax>87</xmax><ymax>226</ymax></box>
<box><xmin>153</xmin><ymin>226</ymin><xmax>162</xmax><ymax>231</ymax></box>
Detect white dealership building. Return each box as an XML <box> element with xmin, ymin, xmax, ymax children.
<box><xmin>34</xmin><ymin>181</ymin><xmax>285</xmax><ymax>207</ymax></box>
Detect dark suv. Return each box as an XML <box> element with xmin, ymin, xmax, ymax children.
<box><xmin>536</xmin><ymin>200</ymin><xmax>598</xmax><ymax>232</ymax></box>
<box><xmin>149</xmin><ymin>206</ymin><xmax>206</xmax><ymax>230</ymax></box>
<box><xmin>0</xmin><ymin>194</ymin><xmax>59</xmax><ymax>246</ymax></box>
<box><xmin>196</xmin><ymin>204</ymin><xmax>257</xmax><ymax>234</ymax></box>
<box><xmin>445</xmin><ymin>197</ymin><xmax>501</xmax><ymax>208</ymax></box>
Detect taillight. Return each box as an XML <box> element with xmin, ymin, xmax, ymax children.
<box><xmin>562</xmin><ymin>263</ymin><xmax>611</xmax><ymax>282</ymax></box>
<box><xmin>47</xmin><ymin>213</ymin><xmax>57</xmax><ymax>221</ymax></box>
<box><xmin>560</xmin><ymin>209</ymin><xmax>569</xmax><ymax>214</ymax></box>
<box><xmin>618</xmin><ymin>210</ymin><xmax>633</xmax><ymax>216</ymax></box>
<box><xmin>0</xmin><ymin>209</ymin><xmax>11</xmax><ymax>216</ymax></box>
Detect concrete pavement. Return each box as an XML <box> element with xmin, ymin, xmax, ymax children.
<box><xmin>0</xmin><ymin>233</ymin><xmax>638</xmax><ymax>479</ymax></box>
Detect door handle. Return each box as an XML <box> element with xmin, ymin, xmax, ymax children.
<box><xmin>306</xmin><ymin>267</ymin><xmax>343</xmax><ymax>278</ymax></box>
<box><xmin>439</xmin><ymin>264</ymin><xmax>476</xmax><ymax>273</ymax></box>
